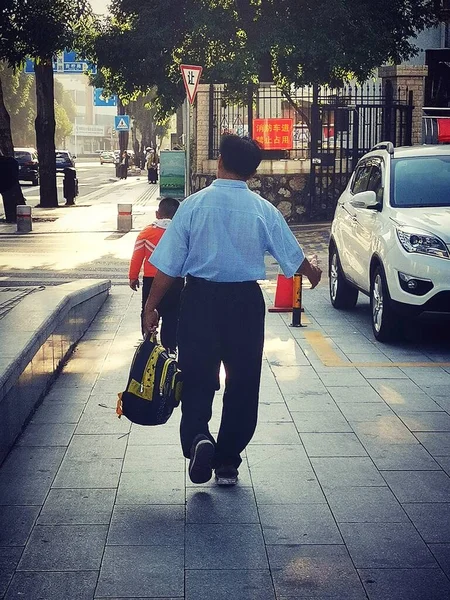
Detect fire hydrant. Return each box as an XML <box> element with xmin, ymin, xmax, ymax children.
<box><xmin>63</xmin><ymin>167</ymin><xmax>78</xmax><ymax>206</ymax></box>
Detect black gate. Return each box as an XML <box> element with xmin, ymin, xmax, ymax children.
<box><xmin>309</xmin><ymin>83</ymin><xmax>413</xmax><ymax>220</ymax></box>
<box><xmin>207</xmin><ymin>82</ymin><xmax>413</xmax><ymax>221</ymax></box>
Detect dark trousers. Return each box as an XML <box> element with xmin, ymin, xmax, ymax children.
<box><xmin>142</xmin><ymin>276</ymin><xmax>184</xmax><ymax>350</ymax></box>
<box><xmin>177</xmin><ymin>276</ymin><xmax>265</xmax><ymax>468</ymax></box>
<box><xmin>147</xmin><ymin>167</ymin><xmax>158</xmax><ymax>183</ymax></box>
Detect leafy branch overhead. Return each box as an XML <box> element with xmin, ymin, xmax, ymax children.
<box><xmin>0</xmin><ymin>0</ymin><xmax>95</xmax><ymax>66</ymax></box>
<box><xmin>93</xmin><ymin>0</ymin><xmax>439</xmax><ymax>120</ymax></box>
<box><xmin>0</xmin><ymin>0</ymin><xmax>95</xmax><ymax>209</ymax></box>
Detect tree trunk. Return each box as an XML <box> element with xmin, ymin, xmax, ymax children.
<box><xmin>35</xmin><ymin>60</ymin><xmax>58</xmax><ymax>208</ymax></box>
<box><xmin>0</xmin><ymin>77</ymin><xmax>14</xmax><ymax>156</ymax></box>
<box><xmin>0</xmin><ymin>77</ymin><xmax>26</xmax><ymax>222</ymax></box>
<box><xmin>131</xmin><ymin>124</ymin><xmax>140</xmax><ymax>165</ymax></box>
<box><xmin>117</xmin><ymin>99</ymin><xmax>129</xmax><ymax>155</ymax></box>
<box><xmin>176</xmin><ymin>106</ymin><xmax>183</xmax><ymax>146</ymax></box>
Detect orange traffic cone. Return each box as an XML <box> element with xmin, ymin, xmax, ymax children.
<box><xmin>268</xmin><ymin>271</ymin><xmax>293</xmax><ymax>312</ymax></box>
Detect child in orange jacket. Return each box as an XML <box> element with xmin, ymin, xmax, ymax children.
<box><xmin>129</xmin><ymin>197</ymin><xmax>183</xmax><ymax>351</ymax></box>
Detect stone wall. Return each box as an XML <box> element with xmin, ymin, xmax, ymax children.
<box><xmin>192</xmin><ymin>172</ymin><xmax>321</xmax><ymax>222</ymax></box>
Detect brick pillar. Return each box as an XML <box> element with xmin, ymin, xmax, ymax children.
<box><xmin>194</xmin><ymin>83</ymin><xmax>211</xmax><ymax>173</ymax></box>
<box><xmin>378</xmin><ymin>65</ymin><xmax>428</xmax><ymax>145</ymax></box>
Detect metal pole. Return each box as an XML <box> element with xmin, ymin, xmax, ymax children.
<box><xmin>291</xmin><ymin>273</ymin><xmax>303</xmax><ymax>327</ymax></box>
<box><xmin>185</xmin><ymin>98</ymin><xmax>191</xmax><ymax>197</ymax></box>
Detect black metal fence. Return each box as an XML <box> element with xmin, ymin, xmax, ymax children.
<box><xmin>207</xmin><ymin>82</ymin><xmax>414</xmax><ymax>220</ymax></box>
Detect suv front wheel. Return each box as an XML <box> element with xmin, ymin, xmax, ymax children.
<box><xmin>370</xmin><ymin>265</ymin><xmax>401</xmax><ymax>342</ymax></box>
<box><xmin>329</xmin><ymin>246</ymin><xmax>358</xmax><ymax>309</ymax></box>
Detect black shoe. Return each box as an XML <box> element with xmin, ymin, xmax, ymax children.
<box><xmin>215</xmin><ymin>465</ymin><xmax>238</xmax><ymax>486</ymax></box>
<box><xmin>189</xmin><ymin>435</ymin><xmax>215</xmax><ymax>484</ymax></box>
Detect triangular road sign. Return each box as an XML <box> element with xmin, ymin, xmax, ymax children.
<box><xmin>180</xmin><ymin>64</ymin><xmax>203</xmax><ymax>105</ymax></box>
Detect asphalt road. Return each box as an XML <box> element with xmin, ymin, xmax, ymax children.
<box><xmin>19</xmin><ymin>158</ymin><xmax>118</xmax><ymax>208</ymax></box>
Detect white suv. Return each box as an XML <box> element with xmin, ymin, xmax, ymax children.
<box><xmin>329</xmin><ymin>142</ymin><xmax>450</xmax><ymax>342</ymax></box>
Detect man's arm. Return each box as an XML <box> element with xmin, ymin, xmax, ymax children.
<box><xmin>142</xmin><ymin>269</ymin><xmax>176</xmax><ymax>334</ymax></box>
<box><xmin>298</xmin><ymin>256</ymin><xmax>322</xmax><ymax>289</ymax></box>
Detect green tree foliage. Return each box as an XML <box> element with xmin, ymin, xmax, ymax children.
<box><xmin>0</xmin><ymin>63</ymin><xmax>35</xmax><ymax>146</ymax></box>
<box><xmin>54</xmin><ymin>102</ymin><xmax>73</xmax><ymax>147</ymax></box>
<box><xmin>0</xmin><ymin>68</ymin><xmax>76</xmax><ymax>148</ymax></box>
<box><xmin>93</xmin><ymin>0</ymin><xmax>439</xmax><ymax>120</ymax></box>
<box><xmin>54</xmin><ymin>79</ymin><xmax>76</xmax><ymax>124</ymax></box>
<box><xmin>0</xmin><ymin>0</ymin><xmax>95</xmax><ymax>206</ymax></box>
<box><xmin>54</xmin><ymin>79</ymin><xmax>75</xmax><ymax>147</ymax></box>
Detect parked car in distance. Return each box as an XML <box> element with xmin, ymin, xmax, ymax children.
<box><xmin>55</xmin><ymin>150</ymin><xmax>75</xmax><ymax>172</ymax></box>
<box><xmin>13</xmin><ymin>147</ymin><xmax>39</xmax><ymax>185</ymax></box>
<box><xmin>100</xmin><ymin>151</ymin><xmax>115</xmax><ymax>164</ymax></box>
<box><xmin>329</xmin><ymin>142</ymin><xmax>450</xmax><ymax>342</ymax></box>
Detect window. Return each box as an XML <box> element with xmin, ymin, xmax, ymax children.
<box><xmin>351</xmin><ymin>164</ymin><xmax>372</xmax><ymax>194</ymax></box>
<box><xmin>367</xmin><ymin>164</ymin><xmax>383</xmax><ymax>203</ymax></box>
<box><xmin>391</xmin><ymin>156</ymin><xmax>450</xmax><ymax>207</ymax></box>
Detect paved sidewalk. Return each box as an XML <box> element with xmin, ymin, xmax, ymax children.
<box><xmin>1</xmin><ymin>273</ymin><xmax>450</xmax><ymax>599</ymax></box>
<box><xmin>0</xmin><ymin>180</ymin><xmax>160</xmax><ymax>287</ymax></box>
<box><xmin>0</xmin><ymin>178</ymin><xmax>158</xmax><ymax>236</ymax></box>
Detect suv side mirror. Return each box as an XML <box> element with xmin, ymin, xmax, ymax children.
<box><xmin>350</xmin><ymin>190</ymin><xmax>380</xmax><ymax>210</ymax></box>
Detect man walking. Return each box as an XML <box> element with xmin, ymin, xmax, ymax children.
<box><xmin>143</xmin><ymin>134</ymin><xmax>321</xmax><ymax>486</ymax></box>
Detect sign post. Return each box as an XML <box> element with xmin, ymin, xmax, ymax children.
<box><xmin>180</xmin><ymin>64</ymin><xmax>202</xmax><ymax>197</ymax></box>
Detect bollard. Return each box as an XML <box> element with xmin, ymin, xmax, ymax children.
<box><xmin>291</xmin><ymin>272</ymin><xmax>304</xmax><ymax>327</ymax></box>
<box><xmin>117</xmin><ymin>203</ymin><xmax>132</xmax><ymax>232</ymax></box>
<box><xmin>16</xmin><ymin>205</ymin><xmax>32</xmax><ymax>233</ymax></box>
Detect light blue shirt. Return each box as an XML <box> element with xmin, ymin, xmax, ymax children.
<box><xmin>149</xmin><ymin>179</ymin><xmax>305</xmax><ymax>282</ymax></box>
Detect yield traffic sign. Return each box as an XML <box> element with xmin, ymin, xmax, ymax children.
<box><xmin>180</xmin><ymin>65</ymin><xmax>203</xmax><ymax>105</ymax></box>
<box><xmin>114</xmin><ymin>115</ymin><xmax>130</xmax><ymax>131</ymax></box>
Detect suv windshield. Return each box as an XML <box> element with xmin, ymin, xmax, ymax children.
<box><xmin>391</xmin><ymin>155</ymin><xmax>450</xmax><ymax>208</ymax></box>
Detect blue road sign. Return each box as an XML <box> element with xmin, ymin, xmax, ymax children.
<box><xmin>94</xmin><ymin>88</ymin><xmax>117</xmax><ymax>107</ymax></box>
<box><xmin>24</xmin><ymin>51</ymin><xmax>97</xmax><ymax>75</ymax></box>
<box><xmin>114</xmin><ymin>115</ymin><xmax>131</xmax><ymax>131</ymax></box>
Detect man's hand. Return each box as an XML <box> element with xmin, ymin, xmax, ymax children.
<box><xmin>307</xmin><ymin>264</ymin><xmax>322</xmax><ymax>289</ymax></box>
<box><xmin>129</xmin><ymin>278</ymin><xmax>139</xmax><ymax>291</ymax></box>
<box><xmin>143</xmin><ymin>308</ymin><xmax>159</xmax><ymax>337</ymax></box>
<box><xmin>298</xmin><ymin>255</ymin><xmax>322</xmax><ymax>289</ymax></box>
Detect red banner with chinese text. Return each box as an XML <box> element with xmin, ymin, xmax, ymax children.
<box><xmin>253</xmin><ymin>118</ymin><xmax>293</xmax><ymax>149</ymax></box>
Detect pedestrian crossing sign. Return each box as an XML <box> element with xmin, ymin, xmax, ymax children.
<box><xmin>114</xmin><ymin>115</ymin><xmax>130</xmax><ymax>131</ymax></box>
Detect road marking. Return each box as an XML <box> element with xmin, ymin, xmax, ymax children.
<box><xmin>304</xmin><ymin>330</ymin><xmax>347</xmax><ymax>367</ymax></box>
<box><xmin>351</xmin><ymin>361</ymin><xmax>450</xmax><ymax>367</ymax></box>
<box><xmin>304</xmin><ymin>328</ymin><xmax>450</xmax><ymax>368</ymax></box>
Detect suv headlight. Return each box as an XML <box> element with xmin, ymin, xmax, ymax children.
<box><xmin>396</xmin><ymin>226</ymin><xmax>449</xmax><ymax>259</ymax></box>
